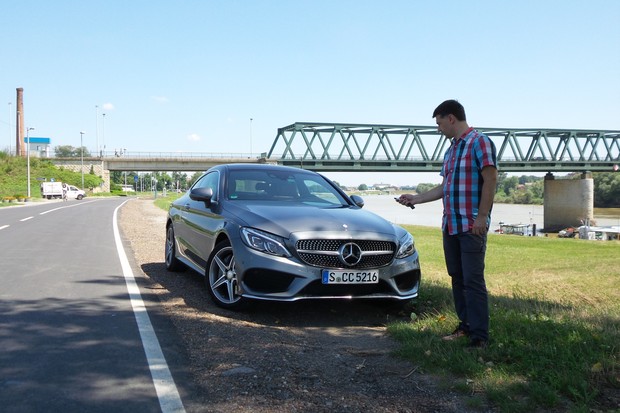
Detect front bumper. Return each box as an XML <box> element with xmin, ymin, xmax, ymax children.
<box><xmin>233</xmin><ymin>244</ymin><xmax>421</xmax><ymax>302</ymax></box>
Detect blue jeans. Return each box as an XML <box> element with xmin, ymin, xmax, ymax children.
<box><xmin>443</xmin><ymin>231</ymin><xmax>489</xmax><ymax>342</ymax></box>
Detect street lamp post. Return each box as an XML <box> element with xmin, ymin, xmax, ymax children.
<box><xmin>80</xmin><ymin>131</ymin><xmax>85</xmax><ymax>189</ymax></box>
<box><xmin>26</xmin><ymin>127</ymin><xmax>34</xmax><ymax>198</ymax></box>
<box><xmin>101</xmin><ymin>113</ymin><xmax>106</xmax><ymax>156</ymax></box>
<box><xmin>95</xmin><ymin>105</ymin><xmax>100</xmax><ymax>158</ymax></box>
<box><xmin>250</xmin><ymin>117</ymin><xmax>253</xmax><ymax>157</ymax></box>
<box><xmin>8</xmin><ymin>102</ymin><xmax>12</xmax><ymax>154</ymax></box>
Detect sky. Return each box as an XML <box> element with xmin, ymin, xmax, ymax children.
<box><xmin>1</xmin><ymin>0</ymin><xmax>619</xmax><ymax>187</ymax></box>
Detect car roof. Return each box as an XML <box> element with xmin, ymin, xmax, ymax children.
<box><xmin>210</xmin><ymin>163</ymin><xmax>317</xmax><ymax>175</ymax></box>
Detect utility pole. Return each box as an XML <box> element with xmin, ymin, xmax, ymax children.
<box><xmin>26</xmin><ymin>127</ymin><xmax>34</xmax><ymax>197</ymax></box>
<box><xmin>7</xmin><ymin>102</ymin><xmax>11</xmax><ymax>154</ymax></box>
<box><xmin>80</xmin><ymin>131</ymin><xmax>85</xmax><ymax>189</ymax></box>
<box><xmin>16</xmin><ymin>88</ymin><xmax>24</xmax><ymax>157</ymax></box>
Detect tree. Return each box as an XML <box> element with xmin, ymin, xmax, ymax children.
<box><xmin>594</xmin><ymin>172</ymin><xmax>620</xmax><ymax>207</ymax></box>
<box><xmin>529</xmin><ymin>180</ymin><xmax>544</xmax><ymax>199</ymax></box>
<box><xmin>501</xmin><ymin>176</ymin><xmax>519</xmax><ymax>196</ymax></box>
<box><xmin>189</xmin><ymin>171</ymin><xmax>203</xmax><ymax>187</ymax></box>
<box><xmin>54</xmin><ymin>145</ymin><xmax>75</xmax><ymax>157</ymax></box>
<box><xmin>77</xmin><ymin>146</ymin><xmax>91</xmax><ymax>157</ymax></box>
<box><xmin>415</xmin><ymin>183</ymin><xmax>439</xmax><ymax>194</ymax></box>
<box><xmin>357</xmin><ymin>183</ymin><xmax>368</xmax><ymax>191</ymax></box>
<box><xmin>54</xmin><ymin>145</ymin><xmax>91</xmax><ymax>158</ymax></box>
<box><xmin>171</xmin><ymin>171</ymin><xmax>189</xmax><ymax>190</ymax></box>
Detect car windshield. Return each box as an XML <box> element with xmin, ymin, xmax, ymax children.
<box><xmin>227</xmin><ymin>169</ymin><xmax>349</xmax><ymax>207</ymax></box>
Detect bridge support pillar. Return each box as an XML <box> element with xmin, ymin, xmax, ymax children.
<box><xmin>99</xmin><ymin>167</ymin><xmax>110</xmax><ymax>193</ymax></box>
<box><xmin>543</xmin><ymin>172</ymin><xmax>594</xmax><ymax>231</ymax></box>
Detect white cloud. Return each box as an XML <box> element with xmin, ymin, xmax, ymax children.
<box><xmin>187</xmin><ymin>133</ymin><xmax>201</xmax><ymax>142</ymax></box>
<box><xmin>102</xmin><ymin>103</ymin><xmax>115</xmax><ymax>111</ymax></box>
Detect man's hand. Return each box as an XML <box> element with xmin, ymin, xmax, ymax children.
<box><xmin>395</xmin><ymin>194</ymin><xmax>416</xmax><ymax>208</ymax></box>
<box><xmin>472</xmin><ymin>214</ymin><xmax>488</xmax><ymax>235</ymax></box>
<box><xmin>473</xmin><ymin>165</ymin><xmax>498</xmax><ymax>235</ymax></box>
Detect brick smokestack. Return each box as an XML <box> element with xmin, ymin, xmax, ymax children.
<box><xmin>16</xmin><ymin>87</ymin><xmax>25</xmax><ymax>157</ymax></box>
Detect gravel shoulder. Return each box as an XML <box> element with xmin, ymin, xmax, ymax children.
<box><xmin>119</xmin><ymin>198</ymin><xmax>473</xmax><ymax>413</ymax></box>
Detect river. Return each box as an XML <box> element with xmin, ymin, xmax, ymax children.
<box><xmin>359</xmin><ymin>194</ymin><xmax>620</xmax><ymax>232</ymax></box>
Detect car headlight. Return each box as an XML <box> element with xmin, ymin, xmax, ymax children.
<box><xmin>395</xmin><ymin>232</ymin><xmax>415</xmax><ymax>259</ymax></box>
<box><xmin>240</xmin><ymin>227</ymin><xmax>291</xmax><ymax>257</ymax></box>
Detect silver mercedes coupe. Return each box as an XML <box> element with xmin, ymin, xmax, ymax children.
<box><xmin>165</xmin><ymin>163</ymin><xmax>421</xmax><ymax>310</ymax></box>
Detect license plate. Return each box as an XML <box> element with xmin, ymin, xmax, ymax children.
<box><xmin>321</xmin><ymin>270</ymin><xmax>379</xmax><ymax>284</ymax></box>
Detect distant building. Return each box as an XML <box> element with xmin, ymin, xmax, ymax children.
<box><xmin>26</xmin><ymin>137</ymin><xmax>52</xmax><ymax>158</ymax></box>
<box><xmin>373</xmin><ymin>183</ymin><xmax>391</xmax><ymax>190</ymax></box>
<box><xmin>120</xmin><ymin>184</ymin><xmax>135</xmax><ymax>192</ymax></box>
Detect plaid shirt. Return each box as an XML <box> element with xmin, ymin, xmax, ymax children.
<box><xmin>440</xmin><ymin>128</ymin><xmax>497</xmax><ymax>235</ymax></box>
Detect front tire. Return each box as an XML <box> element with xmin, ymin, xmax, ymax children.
<box><xmin>206</xmin><ymin>240</ymin><xmax>246</xmax><ymax>310</ymax></box>
<box><xmin>165</xmin><ymin>224</ymin><xmax>185</xmax><ymax>271</ymax></box>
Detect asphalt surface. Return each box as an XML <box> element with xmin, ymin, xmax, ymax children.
<box><xmin>0</xmin><ymin>198</ymin><xmax>185</xmax><ymax>413</ymax></box>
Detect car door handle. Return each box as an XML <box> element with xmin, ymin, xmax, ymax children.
<box><xmin>184</xmin><ymin>203</ymin><xmax>191</xmax><ymax>210</ymax></box>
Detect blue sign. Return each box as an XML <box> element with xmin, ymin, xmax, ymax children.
<box><xmin>27</xmin><ymin>137</ymin><xmax>51</xmax><ymax>144</ymax></box>
<box><xmin>134</xmin><ymin>175</ymin><xmax>138</xmax><ymax>182</ymax></box>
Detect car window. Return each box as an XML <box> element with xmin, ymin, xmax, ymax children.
<box><xmin>300</xmin><ymin>178</ymin><xmax>341</xmax><ymax>204</ymax></box>
<box><xmin>193</xmin><ymin>171</ymin><xmax>219</xmax><ymax>200</ymax></box>
<box><xmin>227</xmin><ymin>169</ymin><xmax>347</xmax><ymax>206</ymax></box>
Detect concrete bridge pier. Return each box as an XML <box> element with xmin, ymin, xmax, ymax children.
<box><xmin>543</xmin><ymin>172</ymin><xmax>594</xmax><ymax>231</ymax></box>
<box><xmin>50</xmin><ymin>159</ymin><xmax>110</xmax><ymax>193</ymax></box>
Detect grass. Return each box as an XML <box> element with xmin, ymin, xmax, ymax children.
<box><xmin>0</xmin><ymin>152</ymin><xmax>102</xmax><ymax>198</ymax></box>
<box><xmin>153</xmin><ymin>192</ymin><xmax>180</xmax><ymax>211</ymax></box>
<box><xmin>389</xmin><ymin>226</ymin><xmax>620</xmax><ymax>412</ymax></box>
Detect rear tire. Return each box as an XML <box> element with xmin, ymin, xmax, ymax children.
<box><xmin>165</xmin><ymin>224</ymin><xmax>185</xmax><ymax>272</ymax></box>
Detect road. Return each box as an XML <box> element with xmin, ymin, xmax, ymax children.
<box><xmin>0</xmin><ymin>199</ymin><xmax>185</xmax><ymax>413</ymax></box>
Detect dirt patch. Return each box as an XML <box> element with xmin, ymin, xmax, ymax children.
<box><xmin>119</xmin><ymin>198</ymin><xmax>475</xmax><ymax>412</ymax></box>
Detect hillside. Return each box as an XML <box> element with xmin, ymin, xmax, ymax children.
<box><xmin>0</xmin><ymin>153</ymin><xmax>102</xmax><ymax>199</ymax></box>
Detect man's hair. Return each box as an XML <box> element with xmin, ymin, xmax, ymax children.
<box><xmin>432</xmin><ymin>99</ymin><xmax>466</xmax><ymax>121</ymax></box>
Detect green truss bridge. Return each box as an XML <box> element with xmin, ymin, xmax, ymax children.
<box><xmin>266</xmin><ymin>122</ymin><xmax>620</xmax><ymax>172</ymax></box>
<box><xmin>53</xmin><ymin>122</ymin><xmax>620</xmax><ymax>182</ymax></box>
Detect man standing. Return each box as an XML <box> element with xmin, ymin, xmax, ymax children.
<box><xmin>397</xmin><ymin>100</ymin><xmax>498</xmax><ymax>348</ymax></box>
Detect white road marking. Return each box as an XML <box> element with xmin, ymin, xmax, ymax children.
<box><xmin>39</xmin><ymin>199</ymin><xmax>99</xmax><ymax>215</ymax></box>
<box><xmin>113</xmin><ymin>201</ymin><xmax>186</xmax><ymax>413</ymax></box>
<box><xmin>20</xmin><ymin>216</ymin><xmax>34</xmax><ymax>222</ymax></box>
<box><xmin>0</xmin><ymin>225</ymin><xmax>9</xmax><ymax>230</ymax></box>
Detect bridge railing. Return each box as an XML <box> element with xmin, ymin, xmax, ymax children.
<box><xmin>99</xmin><ymin>151</ymin><xmax>260</xmax><ymax>159</ymax></box>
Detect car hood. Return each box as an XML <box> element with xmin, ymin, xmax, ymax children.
<box><xmin>227</xmin><ymin>203</ymin><xmax>400</xmax><ymax>240</ymax></box>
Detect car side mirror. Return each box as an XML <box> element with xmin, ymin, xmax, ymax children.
<box><xmin>350</xmin><ymin>194</ymin><xmax>364</xmax><ymax>208</ymax></box>
<box><xmin>190</xmin><ymin>187</ymin><xmax>216</xmax><ymax>207</ymax></box>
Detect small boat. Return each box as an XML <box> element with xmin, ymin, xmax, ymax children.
<box><xmin>577</xmin><ymin>225</ymin><xmax>620</xmax><ymax>241</ymax></box>
<box><xmin>558</xmin><ymin>227</ymin><xmax>577</xmax><ymax>238</ymax></box>
<box><xmin>496</xmin><ymin>222</ymin><xmax>535</xmax><ymax>236</ymax></box>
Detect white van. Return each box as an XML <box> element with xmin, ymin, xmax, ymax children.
<box><xmin>40</xmin><ymin>182</ymin><xmax>86</xmax><ymax>200</ymax></box>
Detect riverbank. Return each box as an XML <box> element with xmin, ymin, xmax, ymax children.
<box><xmin>360</xmin><ymin>194</ymin><xmax>620</xmax><ymax>232</ymax></box>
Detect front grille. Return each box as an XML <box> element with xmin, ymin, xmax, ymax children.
<box><xmin>296</xmin><ymin>239</ymin><xmax>395</xmax><ymax>269</ymax></box>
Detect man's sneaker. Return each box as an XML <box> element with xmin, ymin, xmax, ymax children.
<box><xmin>442</xmin><ymin>327</ymin><xmax>468</xmax><ymax>341</ymax></box>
